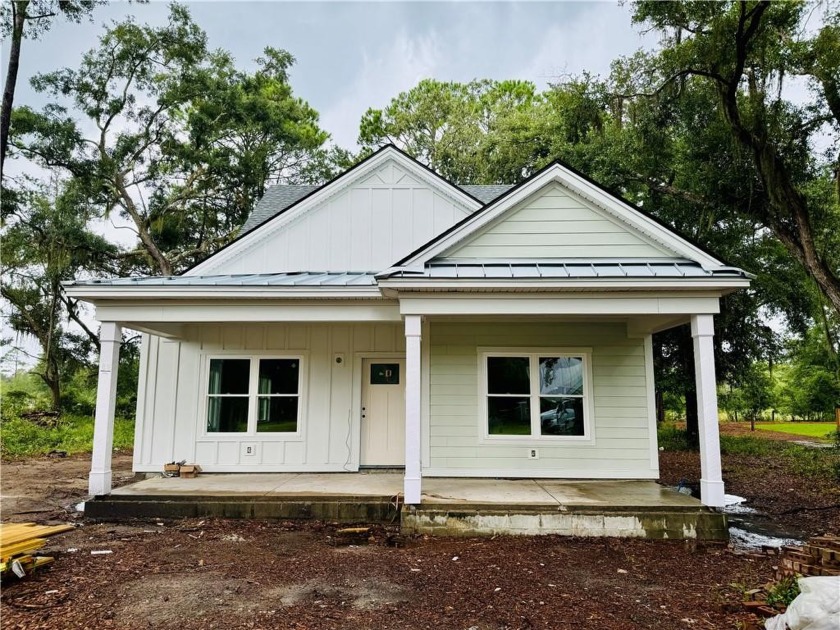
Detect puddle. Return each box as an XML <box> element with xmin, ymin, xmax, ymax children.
<box><xmin>729</xmin><ymin>527</ymin><xmax>802</xmax><ymax>550</ymax></box>
<box><xmin>723</xmin><ymin>494</ymin><xmax>804</xmax><ymax>549</ymax></box>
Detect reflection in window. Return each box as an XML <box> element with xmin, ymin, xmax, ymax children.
<box><xmin>484</xmin><ymin>353</ymin><xmax>587</xmax><ymax>438</ymax></box>
<box><xmin>207</xmin><ymin>358</ymin><xmax>300</xmax><ymax>433</ymax></box>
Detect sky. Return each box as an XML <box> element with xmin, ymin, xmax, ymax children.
<box><xmin>10</xmin><ymin>0</ymin><xmax>659</xmax><ymax>150</ymax></box>
<box><xmin>2</xmin><ymin>0</ymin><xmax>658</xmax><ymax>371</ymax></box>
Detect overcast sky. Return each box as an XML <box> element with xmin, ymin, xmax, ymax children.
<box><xmin>12</xmin><ymin>0</ymin><xmax>658</xmax><ymax>150</ymax></box>
<box><xmin>4</xmin><ymin>1</ymin><xmax>659</xmax><ymax>370</ymax></box>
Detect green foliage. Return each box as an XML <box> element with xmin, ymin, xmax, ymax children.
<box><xmin>657</xmin><ymin>424</ymin><xmax>693</xmax><ymax>451</ymax></box>
<box><xmin>1</xmin><ymin>182</ymin><xmax>116</xmax><ymax>409</ymax></box>
<box><xmin>766</xmin><ymin>575</ymin><xmax>801</xmax><ymax>608</ymax></box>
<box><xmin>0</xmin><ymin>413</ymin><xmax>134</xmax><ymax>458</ymax></box>
<box><xmin>14</xmin><ymin>4</ymin><xmax>334</xmax><ymax>276</ymax></box>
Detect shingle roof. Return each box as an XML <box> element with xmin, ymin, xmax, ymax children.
<box><xmin>239</xmin><ymin>183</ymin><xmax>515</xmax><ymax>235</ymax></box>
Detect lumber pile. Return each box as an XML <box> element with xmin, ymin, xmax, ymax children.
<box><xmin>778</xmin><ymin>536</ymin><xmax>840</xmax><ymax>579</ymax></box>
<box><xmin>0</xmin><ymin>522</ymin><xmax>74</xmax><ymax>579</ymax></box>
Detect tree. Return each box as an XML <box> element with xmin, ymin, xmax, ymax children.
<box><xmin>1</xmin><ymin>180</ymin><xmax>116</xmax><ymax>409</ymax></box>
<box><xmin>629</xmin><ymin>0</ymin><xmax>840</xmax><ymax>314</ymax></box>
<box><xmin>0</xmin><ymin>0</ymin><xmax>104</xmax><ymax>176</ymax></box>
<box><xmin>12</xmin><ymin>4</ymin><xmax>331</xmax><ymax>275</ymax></box>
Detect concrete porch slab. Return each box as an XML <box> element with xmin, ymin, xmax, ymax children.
<box><xmin>90</xmin><ymin>474</ymin><xmax>726</xmax><ymax>539</ymax></box>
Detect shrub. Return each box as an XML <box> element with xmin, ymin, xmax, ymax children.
<box><xmin>0</xmin><ymin>413</ymin><xmax>134</xmax><ymax>459</ymax></box>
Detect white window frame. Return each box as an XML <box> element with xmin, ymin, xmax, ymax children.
<box><xmin>201</xmin><ymin>354</ymin><xmax>305</xmax><ymax>439</ymax></box>
<box><xmin>477</xmin><ymin>347</ymin><xmax>594</xmax><ymax>443</ymax></box>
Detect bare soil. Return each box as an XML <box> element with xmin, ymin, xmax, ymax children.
<box><xmin>0</xmin><ymin>453</ymin><xmax>800</xmax><ymax>630</ymax></box>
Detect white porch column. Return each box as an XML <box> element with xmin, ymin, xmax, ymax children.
<box><xmin>89</xmin><ymin>322</ymin><xmax>122</xmax><ymax>496</ymax></box>
<box><xmin>691</xmin><ymin>314</ymin><xmax>725</xmax><ymax>507</ymax></box>
<box><xmin>404</xmin><ymin>315</ymin><xmax>422</xmax><ymax>504</ymax></box>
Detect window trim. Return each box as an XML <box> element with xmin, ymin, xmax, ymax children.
<box><xmin>200</xmin><ymin>353</ymin><xmax>306</xmax><ymax>439</ymax></box>
<box><xmin>477</xmin><ymin>347</ymin><xmax>594</xmax><ymax>443</ymax></box>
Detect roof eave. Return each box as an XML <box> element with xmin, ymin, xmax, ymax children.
<box><xmin>63</xmin><ymin>285</ymin><xmax>385</xmax><ymax>301</ymax></box>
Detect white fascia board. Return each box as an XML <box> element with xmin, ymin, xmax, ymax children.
<box><xmin>399</xmin><ymin>164</ymin><xmax>723</xmax><ymax>269</ymax></box>
<box><xmin>377</xmin><ymin>278</ymin><xmax>750</xmax><ymax>291</ymax></box>
<box><xmin>398</xmin><ymin>294</ymin><xmax>721</xmax><ymax>316</ymax></box>
<box><xmin>186</xmin><ymin>146</ymin><xmax>482</xmax><ymax>276</ymax></box>
<box><xmin>94</xmin><ymin>300</ymin><xmax>401</xmax><ymax>323</ymax></box>
<box><xmin>64</xmin><ymin>286</ymin><xmax>384</xmax><ymax>301</ymax></box>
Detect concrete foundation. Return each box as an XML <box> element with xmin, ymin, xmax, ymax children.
<box><xmin>86</xmin><ymin>474</ymin><xmax>728</xmax><ymax>539</ymax></box>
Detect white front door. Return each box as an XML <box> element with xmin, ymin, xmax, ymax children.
<box><xmin>360</xmin><ymin>358</ymin><xmax>406</xmax><ymax>466</ymax></box>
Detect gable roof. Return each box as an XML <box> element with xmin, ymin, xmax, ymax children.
<box><xmin>387</xmin><ymin>158</ymin><xmax>730</xmax><ymax>272</ymax></box>
<box><xmin>185</xmin><ymin>144</ymin><xmax>493</xmax><ymax>276</ymax></box>
<box><xmin>239</xmin><ymin>183</ymin><xmax>514</xmax><ymax>236</ymax></box>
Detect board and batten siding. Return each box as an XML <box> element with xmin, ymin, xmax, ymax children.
<box><xmin>426</xmin><ymin>322</ymin><xmax>658</xmax><ymax>479</ymax></box>
<box><xmin>446</xmin><ymin>182</ymin><xmax>674</xmax><ymax>260</ymax></box>
<box><xmin>133</xmin><ymin>322</ymin><xmax>404</xmax><ymax>473</ymax></box>
<box><xmin>197</xmin><ymin>161</ymin><xmax>474</xmax><ymax>275</ymax></box>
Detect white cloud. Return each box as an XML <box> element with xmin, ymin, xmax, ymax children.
<box><xmin>320</xmin><ymin>29</ymin><xmax>443</xmax><ymax>150</ymax></box>
<box><xmin>521</xmin><ymin>3</ymin><xmax>657</xmax><ymax>88</ymax></box>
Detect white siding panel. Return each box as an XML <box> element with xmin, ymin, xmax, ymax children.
<box><xmin>149</xmin><ymin>340</ymin><xmax>181</xmax><ymax>464</ymax></box>
<box><xmin>427</xmin><ymin>321</ymin><xmax>656</xmax><ymax>479</ymax></box>
<box><xmin>448</xmin><ymin>183</ymin><xmax>674</xmax><ymax>260</ymax></box>
<box><xmin>196</xmin><ymin>159</ymin><xmax>474</xmax><ymax>275</ymax></box>
<box><xmin>136</xmin><ymin>322</ymin><xmax>404</xmax><ymax>473</ymax></box>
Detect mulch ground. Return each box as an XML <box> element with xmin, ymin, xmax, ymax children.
<box><xmin>659</xmin><ymin>450</ymin><xmax>840</xmax><ymax>538</ymax></box>
<box><xmin>1</xmin><ymin>518</ymin><xmax>777</xmax><ymax>630</ymax></box>
<box><xmin>2</xmin><ymin>445</ymin><xmax>838</xmax><ymax>629</ymax></box>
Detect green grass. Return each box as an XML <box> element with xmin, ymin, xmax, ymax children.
<box><xmin>0</xmin><ymin>414</ymin><xmax>134</xmax><ymax>459</ymax></box>
<box><xmin>753</xmin><ymin>422</ymin><xmax>837</xmax><ymax>440</ymax></box>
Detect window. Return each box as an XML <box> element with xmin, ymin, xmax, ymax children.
<box><xmin>206</xmin><ymin>357</ymin><xmax>301</xmax><ymax>434</ymax></box>
<box><xmin>481</xmin><ymin>350</ymin><xmax>591</xmax><ymax>440</ymax></box>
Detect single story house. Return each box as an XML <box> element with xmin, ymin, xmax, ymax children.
<box><xmin>66</xmin><ymin>145</ymin><xmax>750</xmax><ymax>509</ymax></box>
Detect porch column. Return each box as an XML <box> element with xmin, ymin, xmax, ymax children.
<box><xmin>89</xmin><ymin>322</ymin><xmax>122</xmax><ymax>496</ymax></box>
<box><xmin>691</xmin><ymin>314</ymin><xmax>725</xmax><ymax>507</ymax></box>
<box><xmin>404</xmin><ymin>315</ymin><xmax>422</xmax><ymax>504</ymax></box>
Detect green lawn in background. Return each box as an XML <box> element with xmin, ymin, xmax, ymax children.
<box><xmin>753</xmin><ymin>422</ymin><xmax>837</xmax><ymax>441</ymax></box>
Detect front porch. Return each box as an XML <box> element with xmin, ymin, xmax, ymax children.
<box><xmin>85</xmin><ymin>473</ymin><xmax>727</xmax><ymax>539</ymax></box>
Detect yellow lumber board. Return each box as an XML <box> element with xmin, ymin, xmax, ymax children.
<box><xmin>0</xmin><ymin>523</ymin><xmax>73</xmax><ymax>547</ymax></box>
<box><xmin>1</xmin><ymin>538</ymin><xmax>47</xmax><ymax>560</ymax></box>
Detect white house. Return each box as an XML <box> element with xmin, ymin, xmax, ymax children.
<box><xmin>65</xmin><ymin>145</ymin><xmax>750</xmax><ymax>509</ymax></box>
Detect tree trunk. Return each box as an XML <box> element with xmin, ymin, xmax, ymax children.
<box><xmin>680</xmin><ymin>327</ymin><xmax>699</xmax><ymax>449</ymax></box>
<box><xmin>1</xmin><ymin>1</ymin><xmax>28</xmax><ymax>176</ymax></box>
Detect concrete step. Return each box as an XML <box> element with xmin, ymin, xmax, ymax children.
<box><xmin>402</xmin><ymin>505</ymin><xmax>729</xmax><ymax>540</ymax></box>
<box><xmin>85</xmin><ymin>494</ymin><xmax>400</xmax><ymax>522</ymax></box>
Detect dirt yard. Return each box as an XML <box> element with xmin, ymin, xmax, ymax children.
<box><xmin>0</xmin><ymin>454</ymin><xmax>795</xmax><ymax>630</ymax></box>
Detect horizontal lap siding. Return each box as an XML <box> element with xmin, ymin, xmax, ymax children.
<box><xmin>136</xmin><ymin>323</ymin><xmax>403</xmax><ymax>473</ymax></box>
<box><xmin>448</xmin><ymin>183</ymin><xmax>672</xmax><ymax>260</ymax></box>
<box><xmin>427</xmin><ymin>322</ymin><xmax>656</xmax><ymax>478</ymax></box>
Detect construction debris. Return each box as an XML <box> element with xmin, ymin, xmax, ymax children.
<box><xmin>0</xmin><ymin>522</ymin><xmax>74</xmax><ymax>579</ymax></box>
<box><xmin>179</xmin><ymin>464</ymin><xmax>201</xmax><ymax>479</ymax></box>
<box><xmin>778</xmin><ymin>536</ymin><xmax>840</xmax><ymax>579</ymax></box>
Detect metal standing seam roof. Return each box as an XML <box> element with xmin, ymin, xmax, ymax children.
<box><xmin>239</xmin><ymin>184</ymin><xmax>515</xmax><ymax>235</ymax></box>
<box><xmin>381</xmin><ymin>260</ymin><xmax>752</xmax><ymax>280</ymax></box>
<box><xmin>65</xmin><ymin>272</ymin><xmax>379</xmax><ymax>288</ymax></box>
